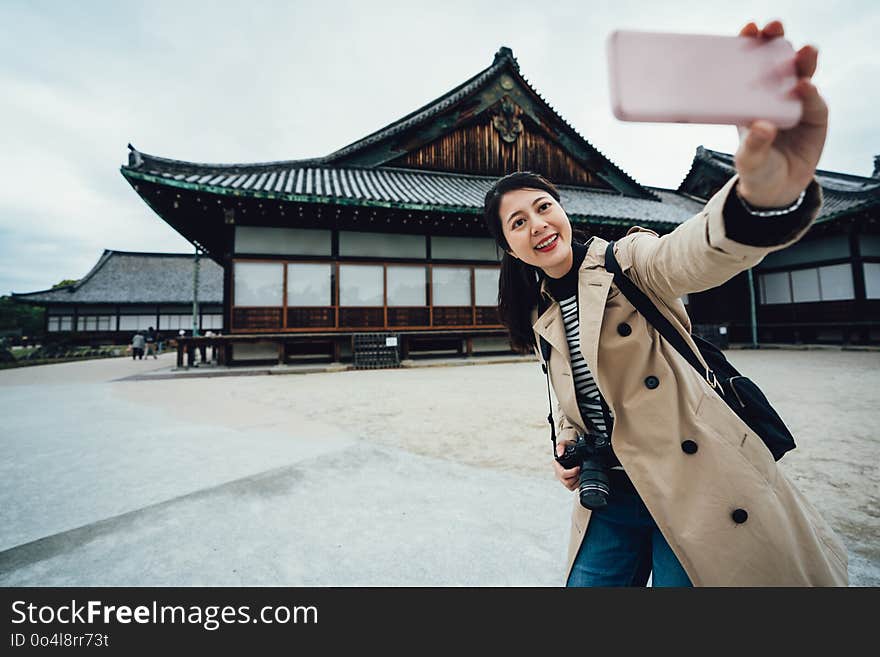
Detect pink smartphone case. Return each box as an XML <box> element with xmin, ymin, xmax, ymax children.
<box><xmin>607</xmin><ymin>30</ymin><xmax>802</xmax><ymax>128</ymax></box>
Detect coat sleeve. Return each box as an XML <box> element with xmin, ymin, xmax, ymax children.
<box><xmin>554</xmin><ymin>399</ymin><xmax>580</xmax><ymax>447</ymax></box>
<box><xmin>614</xmin><ymin>174</ymin><xmax>823</xmax><ymax>303</ymax></box>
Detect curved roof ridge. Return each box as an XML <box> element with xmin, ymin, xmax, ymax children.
<box><xmin>11</xmin><ymin>249</ymin><xmax>111</xmax><ymax>298</ymax></box>
<box><xmin>127</xmin><ymin>144</ymin><xmax>329</xmax><ymax>174</ymax></box>
<box><xmin>70</xmin><ymin>249</ymin><xmax>114</xmax><ymax>291</ymax></box>
<box><xmin>322</xmin><ymin>49</ymin><xmax>511</xmax><ymax>162</ymax></box>
<box><xmin>511</xmin><ymin>68</ymin><xmax>656</xmax><ymax>201</ymax></box>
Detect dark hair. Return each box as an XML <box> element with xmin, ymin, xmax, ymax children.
<box><xmin>483</xmin><ymin>171</ymin><xmax>589</xmax><ymax>354</ymax></box>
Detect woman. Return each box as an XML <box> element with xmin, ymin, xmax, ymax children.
<box><xmin>483</xmin><ymin>21</ymin><xmax>848</xmax><ymax>586</ymax></box>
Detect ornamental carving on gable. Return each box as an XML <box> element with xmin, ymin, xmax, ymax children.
<box><xmin>491</xmin><ymin>96</ymin><xmax>524</xmax><ymax>144</ymax></box>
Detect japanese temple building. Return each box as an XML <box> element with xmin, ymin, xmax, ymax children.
<box><xmin>108</xmin><ymin>46</ymin><xmax>880</xmax><ymax>360</ymax></box>
<box><xmin>13</xmin><ymin>251</ymin><xmax>223</xmax><ymax>341</ymax></box>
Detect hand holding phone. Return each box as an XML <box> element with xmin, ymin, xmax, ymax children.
<box><xmin>607</xmin><ymin>29</ymin><xmax>801</xmax><ymax>128</ymax></box>
<box><xmin>608</xmin><ymin>21</ymin><xmax>828</xmax><ymax>211</ymax></box>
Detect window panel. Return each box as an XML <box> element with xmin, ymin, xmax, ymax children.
<box><xmin>339</xmin><ymin>231</ymin><xmax>426</xmax><ymax>259</ymax></box>
<box><xmin>160</xmin><ymin>315</ymin><xmax>197</xmax><ymax>331</ymax></box>
<box><xmin>474</xmin><ymin>268</ymin><xmax>500</xmax><ymax>306</ymax></box>
<box><xmin>201</xmin><ymin>314</ymin><xmax>224</xmax><ymax>330</ymax></box>
<box><xmin>818</xmin><ymin>264</ymin><xmax>854</xmax><ymax>301</ymax></box>
<box><xmin>760</xmin><ymin>272</ymin><xmax>791</xmax><ymax>304</ymax></box>
<box><xmin>339</xmin><ymin>265</ymin><xmax>383</xmax><ymax>306</ymax></box>
<box><xmin>432</xmin><ymin>236</ymin><xmax>500</xmax><ymax>261</ymax></box>
<box><xmin>120</xmin><ymin>315</ymin><xmax>156</xmax><ymax>331</ymax></box>
<box><xmin>234</xmin><ymin>262</ymin><xmax>283</xmax><ymax>306</ymax></box>
<box><xmin>387</xmin><ymin>266</ymin><xmax>427</xmax><ymax>306</ymax></box>
<box><xmin>864</xmin><ymin>262</ymin><xmax>880</xmax><ymax>299</ymax></box>
<box><xmin>60</xmin><ymin>317</ymin><xmax>72</xmax><ymax>331</ymax></box>
<box><xmin>235</xmin><ymin>226</ymin><xmax>331</xmax><ymax>256</ymax></box>
<box><xmin>432</xmin><ymin>267</ymin><xmax>471</xmax><ymax>306</ymax></box>
<box><xmin>287</xmin><ymin>263</ymin><xmax>332</xmax><ymax>307</ymax></box>
<box><xmin>48</xmin><ymin>317</ymin><xmax>60</xmax><ymax>332</ymax></box>
<box><xmin>791</xmin><ymin>268</ymin><xmax>821</xmax><ymax>303</ymax></box>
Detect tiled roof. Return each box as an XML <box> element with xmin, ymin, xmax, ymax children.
<box><xmin>126</xmin><ymin>158</ymin><xmax>704</xmax><ymax>227</ymax></box>
<box><xmin>13</xmin><ymin>251</ymin><xmax>223</xmax><ymax>304</ymax></box>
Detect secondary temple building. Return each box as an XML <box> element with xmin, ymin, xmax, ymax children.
<box><xmin>13</xmin><ymin>251</ymin><xmax>223</xmax><ymax>342</ymax></box>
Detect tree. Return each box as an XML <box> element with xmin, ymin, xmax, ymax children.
<box><xmin>0</xmin><ymin>296</ymin><xmax>46</xmax><ymax>337</ymax></box>
<box><xmin>52</xmin><ymin>279</ymin><xmax>78</xmax><ymax>289</ymax></box>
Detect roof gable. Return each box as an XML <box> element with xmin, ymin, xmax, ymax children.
<box><xmin>324</xmin><ymin>47</ymin><xmax>655</xmax><ymax>199</ymax></box>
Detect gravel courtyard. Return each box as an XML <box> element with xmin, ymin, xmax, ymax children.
<box><xmin>1</xmin><ymin>349</ymin><xmax>877</xmax><ymax>585</ymax></box>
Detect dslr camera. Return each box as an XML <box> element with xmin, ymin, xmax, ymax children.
<box><xmin>555</xmin><ymin>433</ymin><xmax>614</xmax><ymax>510</ymax></box>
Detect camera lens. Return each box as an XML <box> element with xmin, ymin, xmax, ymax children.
<box><xmin>578</xmin><ymin>457</ymin><xmax>612</xmax><ymax>510</ymax></box>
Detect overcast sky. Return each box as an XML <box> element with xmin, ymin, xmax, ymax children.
<box><xmin>1</xmin><ymin>0</ymin><xmax>877</xmax><ymax>295</ymax></box>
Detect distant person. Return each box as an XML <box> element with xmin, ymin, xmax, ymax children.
<box><xmin>145</xmin><ymin>326</ymin><xmax>158</xmax><ymax>359</ymax></box>
<box><xmin>131</xmin><ymin>331</ymin><xmax>146</xmax><ymax>360</ymax></box>
<box><xmin>205</xmin><ymin>330</ymin><xmax>216</xmax><ymax>363</ymax></box>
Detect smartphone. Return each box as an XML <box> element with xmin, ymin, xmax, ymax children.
<box><xmin>607</xmin><ymin>29</ymin><xmax>802</xmax><ymax>128</ymax></box>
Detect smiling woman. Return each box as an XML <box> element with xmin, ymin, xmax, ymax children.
<box><xmin>502</xmin><ymin>189</ymin><xmax>573</xmax><ymax>278</ymax></box>
<box><xmin>481</xmin><ymin>154</ymin><xmax>848</xmax><ymax>588</ymax></box>
<box><xmin>483</xmin><ymin>172</ymin><xmax>590</xmax><ymax>353</ymax></box>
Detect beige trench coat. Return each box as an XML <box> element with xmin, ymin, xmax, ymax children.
<box><xmin>532</xmin><ymin>175</ymin><xmax>848</xmax><ymax>586</ymax></box>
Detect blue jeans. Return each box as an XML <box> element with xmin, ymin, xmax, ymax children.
<box><xmin>566</xmin><ymin>486</ymin><xmax>693</xmax><ymax>587</ymax></box>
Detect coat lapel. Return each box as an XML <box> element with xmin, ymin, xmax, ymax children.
<box><xmin>532</xmin><ymin>298</ymin><xmax>569</xmax><ymax>359</ymax></box>
<box><xmin>578</xmin><ymin>268</ymin><xmax>614</xmax><ymax>388</ymax></box>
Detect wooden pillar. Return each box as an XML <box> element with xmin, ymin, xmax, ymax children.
<box><xmin>333</xmin><ymin>339</ymin><xmax>341</xmax><ymax>362</ymax></box>
<box><xmin>466</xmin><ymin>336</ymin><xmax>473</xmax><ymax>356</ymax></box>
<box><xmin>277</xmin><ymin>340</ymin><xmax>285</xmax><ymax>365</ymax></box>
<box><xmin>849</xmin><ymin>222</ymin><xmax>868</xmax><ymax>344</ymax></box>
<box><xmin>177</xmin><ymin>340</ymin><xmax>184</xmax><ymax>368</ymax></box>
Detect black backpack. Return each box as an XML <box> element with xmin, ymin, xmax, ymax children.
<box><xmin>604</xmin><ymin>240</ymin><xmax>795</xmax><ymax>461</ymax></box>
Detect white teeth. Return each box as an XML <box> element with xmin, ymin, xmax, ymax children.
<box><xmin>535</xmin><ymin>234</ymin><xmax>558</xmax><ymax>249</ymax></box>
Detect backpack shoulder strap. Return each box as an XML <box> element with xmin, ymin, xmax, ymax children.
<box><xmin>604</xmin><ymin>240</ymin><xmax>721</xmax><ymax>393</ymax></box>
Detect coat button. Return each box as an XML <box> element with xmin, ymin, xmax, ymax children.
<box><xmin>681</xmin><ymin>440</ymin><xmax>698</xmax><ymax>454</ymax></box>
<box><xmin>644</xmin><ymin>375</ymin><xmax>659</xmax><ymax>389</ymax></box>
<box><xmin>732</xmin><ymin>509</ymin><xmax>749</xmax><ymax>524</ymax></box>
<box><xmin>617</xmin><ymin>322</ymin><xmax>632</xmax><ymax>336</ymax></box>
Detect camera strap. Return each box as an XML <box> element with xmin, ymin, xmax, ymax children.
<box><xmin>604</xmin><ymin>241</ymin><xmax>717</xmax><ymax>388</ymax></box>
<box><xmin>538</xmin><ymin>331</ymin><xmax>558</xmax><ymax>458</ymax></box>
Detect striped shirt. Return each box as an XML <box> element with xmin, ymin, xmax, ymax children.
<box><xmin>557</xmin><ymin>293</ymin><xmax>615</xmax><ymax>437</ymax></box>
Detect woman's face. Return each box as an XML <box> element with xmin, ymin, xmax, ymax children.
<box><xmin>498</xmin><ymin>187</ymin><xmax>573</xmax><ymax>279</ymax></box>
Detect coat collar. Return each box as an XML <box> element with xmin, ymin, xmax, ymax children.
<box><xmin>532</xmin><ymin>236</ymin><xmax>615</xmax><ymax>395</ymax></box>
